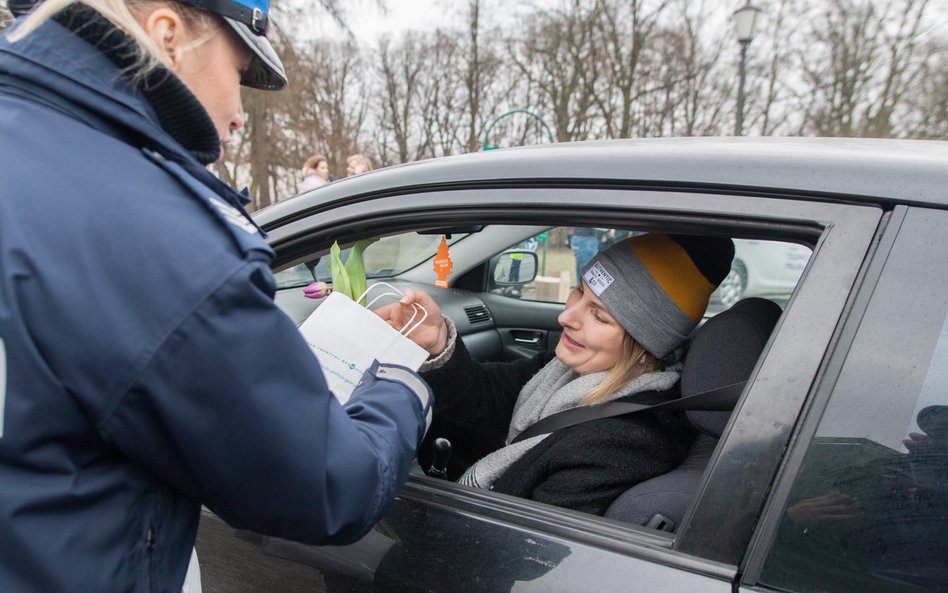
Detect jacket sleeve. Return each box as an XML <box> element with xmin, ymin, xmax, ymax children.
<box><xmin>490</xmin><ymin>413</ymin><xmax>694</xmax><ymax>516</ymax></box>
<box><xmin>421</xmin><ymin>329</ymin><xmax>552</xmax><ymax>438</ymax></box>
<box><xmin>97</xmin><ymin>260</ymin><xmax>432</xmax><ymax>545</ymax></box>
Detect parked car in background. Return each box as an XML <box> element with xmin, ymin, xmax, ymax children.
<box><xmin>712</xmin><ymin>239</ymin><xmax>812</xmax><ymax>308</ymax></box>
<box><xmin>195</xmin><ymin>138</ymin><xmax>948</xmax><ymax>593</ymax></box>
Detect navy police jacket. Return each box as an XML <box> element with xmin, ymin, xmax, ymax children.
<box><xmin>0</xmin><ymin>16</ymin><xmax>432</xmax><ymax>593</ymax></box>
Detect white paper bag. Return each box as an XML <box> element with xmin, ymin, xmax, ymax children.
<box><xmin>299</xmin><ymin>285</ymin><xmax>429</xmax><ymax>404</ymax></box>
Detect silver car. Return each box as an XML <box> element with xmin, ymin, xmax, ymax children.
<box><xmin>713</xmin><ymin>239</ymin><xmax>812</xmax><ymax>308</ymax></box>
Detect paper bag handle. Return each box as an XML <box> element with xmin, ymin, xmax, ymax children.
<box><xmin>360</xmin><ymin>282</ymin><xmax>429</xmax><ymax>337</ymax></box>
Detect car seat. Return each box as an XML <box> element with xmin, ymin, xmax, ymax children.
<box><xmin>604</xmin><ymin>297</ymin><xmax>783</xmax><ymax>531</ymax></box>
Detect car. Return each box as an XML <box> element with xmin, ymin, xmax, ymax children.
<box><xmin>711</xmin><ymin>239</ymin><xmax>811</xmax><ymax>308</ymax></box>
<box><xmin>195</xmin><ymin>137</ymin><xmax>948</xmax><ymax>593</ymax></box>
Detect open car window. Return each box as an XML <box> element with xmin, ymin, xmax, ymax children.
<box><xmin>269</xmin><ymin>220</ymin><xmax>815</xmax><ymax>529</ymax></box>
<box><xmin>495</xmin><ymin>228</ymin><xmax>811</xmax><ymax>315</ymax></box>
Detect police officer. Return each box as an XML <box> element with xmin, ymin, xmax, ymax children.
<box><xmin>0</xmin><ymin>0</ymin><xmax>432</xmax><ymax>591</ymax></box>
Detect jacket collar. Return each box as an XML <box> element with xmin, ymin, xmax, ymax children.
<box><xmin>1</xmin><ymin>8</ymin><xmax>221</xmax><ymax>165</ymax></box>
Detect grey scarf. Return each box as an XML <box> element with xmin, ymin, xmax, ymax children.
<box><xmin>458</xmin><ymin>358</ymin><xmax>680</xmax><ymax>489</ymax></box>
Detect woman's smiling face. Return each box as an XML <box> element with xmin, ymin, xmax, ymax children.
<box><xmin>555</xmin><ymin>283</ymin><xmax>628</xmax><ymax>374</ymax></box>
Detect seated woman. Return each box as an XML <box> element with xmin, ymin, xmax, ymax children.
<box><xmin>376</xmin><ymin>233</ymin><xmax>734</xmax><ymax>515</ymax></box>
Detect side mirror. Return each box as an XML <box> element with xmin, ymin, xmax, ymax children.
<box><xmin>490</xmin><ymin>250</ymin><xmax>538</xmax><ymax>287</ymax></box>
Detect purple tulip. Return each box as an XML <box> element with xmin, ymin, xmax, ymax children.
<box><xmin>303</xmin><ymin>281</ymin><xmax>331</xmax><ymax>299</ymax></box>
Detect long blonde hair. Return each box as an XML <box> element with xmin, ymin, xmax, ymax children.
<box><xmin>581</xmin><ymin>333</ymin><xmax>659</xmax><ymax>406</ymax></box>
<box><xmin>9</xmin><ymin>0</ymin><xmax>216</xmax><ymax>80</ymax></box>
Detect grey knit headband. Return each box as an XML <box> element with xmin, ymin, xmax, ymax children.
<box><xmin>581</xmin><ymin>240</ymin><xmax>695</xmax><ymax>358</ymax></box>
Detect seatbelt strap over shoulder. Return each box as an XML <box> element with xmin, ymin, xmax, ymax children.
<box><xmin>509</xmin><ymin>380</ymin><xmax>747</xmax><ymax>444</ymax></box>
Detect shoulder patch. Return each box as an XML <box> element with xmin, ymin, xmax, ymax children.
<box><xmin>142</xmin><ymin>149</ymin><xmax>273</xmax><ymax>259</ymax></box>
<box><xmin>209</xmin><ymin>196</ymin><xmax>258</xmax><ymax>235</ymax></box>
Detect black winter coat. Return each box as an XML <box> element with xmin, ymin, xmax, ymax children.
<box><xmin>422</xmin><ymin>339</ymin><xmax>696</xmax><ymax>516</ymax></box>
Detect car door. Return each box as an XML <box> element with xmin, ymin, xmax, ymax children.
<box><xmin>738</xmin><ymin>205</ymin><xmax>948</xmax><ymax>593</ymax></box>
<box><xmin>195</xmin><ymin>182</ymin><xmax>882</xmax><ymax>593</ymax></box>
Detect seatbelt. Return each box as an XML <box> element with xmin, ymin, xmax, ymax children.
<box><xmin>509</xmin><ymin>380</ymin><xmax>746</xmax><ymax>444</ymax></box>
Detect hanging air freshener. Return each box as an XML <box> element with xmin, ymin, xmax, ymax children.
<box><xmin>432</xmin><ymin>235</ymin><xmax>453</xmax><ymax>288</ymax></box>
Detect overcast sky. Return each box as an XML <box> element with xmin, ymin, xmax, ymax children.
<box><xmin>305</xmin><ymin>1</ymin><xmax>946</xmax><ymax>47</ymax></box>
<box><xmin>347</xmin><ymin>0</ymin><xmax>455</xmax><ymax>39</ymax></box>
<box><xmin>309</xmin><ymin>0</ymin><xmax>558</xmax><ymax>42</ymax></box>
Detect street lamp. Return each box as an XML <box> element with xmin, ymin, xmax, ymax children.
<box><xmin>482</xmin><ymin>109</ymin><xmax>555</xmax><ymax>151</ymax></box>
<box><xmin>733</xmin><ymin>1</ymin><xmax>761</xmax><ymax>136</ymax></box>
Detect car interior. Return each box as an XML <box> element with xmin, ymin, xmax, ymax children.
<box><xmin>604</xmin><ymin>297</ymin><xmax>782</xmax><ymax>531</ymax></box>
<box><xmin>270</xmin><ymin>222</ymin><xmax>814</xmax><ymax>533</ymax></box>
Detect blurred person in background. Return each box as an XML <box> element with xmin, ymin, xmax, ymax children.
<box><xmin>300</xmin><ymin>152</ymin><xmax>331</xmax><ymax>192</ymax></box>
<box><xmin>346</xmin><ymin>153</ymin><xmax>373</xmax><ymax>176</ymax></box>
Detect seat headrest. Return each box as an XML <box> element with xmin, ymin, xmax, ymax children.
<box><xmin>681</xmin><ymin>298</ymin><xmax>782</xmax><ymax>437</ymax></box>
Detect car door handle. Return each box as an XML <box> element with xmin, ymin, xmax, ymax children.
<box><xmin>511</xmin><ymin>330</ymin><xmax>544</xmax><ymax>347</ymax></box>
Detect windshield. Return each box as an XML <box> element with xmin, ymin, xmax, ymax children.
<box><xmin>273</xmin><ymin>232</ymin><xmax>469</xmax><ymax>289</ymax></box>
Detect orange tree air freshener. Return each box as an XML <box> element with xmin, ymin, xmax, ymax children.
<box><xmin>433</xmin><ymin>236</ymin><xmax>453</xmax><ymax>288</ymax></box>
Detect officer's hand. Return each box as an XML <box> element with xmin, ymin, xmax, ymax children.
<box><xmin>786</xmin><ymin>492</ymin><xmax>860</xmax><ymax>526</ymax></box>
<box><xmin>375</xmin><ymin>289</ymin><xmax>448</xmax><ymax>355</ymax></box>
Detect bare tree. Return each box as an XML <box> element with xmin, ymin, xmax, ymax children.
<box><xmin>898</xmin><ymin>47</ymin><xmax>947</xmax><ymax>139</ymax></box>
<box><xmin>375</xmin><ymin>33</ymin><xmax>434</xmax><ymax>165</ymax></box>
<box><xmin>755</xmin><ymin>0</ymin><xmax>794</xmax><ymax>135</ymax></box>
<box><xmin>462</xmin><ymin>0</ymin><xmax>485</xmax><ymax>152</ymax></box>
<box><xmin>417</xmin><ymin>30</ymin><xmax>466</xmax><ymax>157</ymax></box>
<box><xmin>636</xmin><ymin>0</ymin><xmax>731</xmax><ymax>137</ymax></box>
<box><xmin>12</xmin><ymin>0</ymin><xmax>944</xmax><ymax>208</ymax></box>
<box><xmin>221</xmin><ymin>0</ymin><xmax>381</xmax><ymax>207</ymax></box>
<box><xmin>294</xmin><ymin>39</ymin><xmax>370</xmax><ymax>180</ymax></box>
<box><xmin>796</xmin><ymin>0</ymin><xmax>938</xmax><ymax>138</ymax></box>
<box><xmin>224</xmin><ymin>33</ymin><xmax>371</xmax><ymax>205</ymax></box>
<box><xmin>590</xmin><ymin>0</ymin><xmax>671</xmax><ymax>138</ymax></box>
<box><xmin>509</xmin><ymin>0</ymin><xmax>600</xmax><ymax>142</ymax></box>
<box><xmin>459</xmin><ymin>0</ymin><xmax>511</xmax><ymax>153</ymax></box>
<box><xmin>229</xmin><ymin>18</ymin><xmax>305</xmax><ymax>210</ymax></box>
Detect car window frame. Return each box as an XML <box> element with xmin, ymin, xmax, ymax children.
<box><xmin>262</xmin><ymin>185</ymin><xmax>883</xmax><ymax>572</ymax></box>
<box><xmin>676</xmin><ymin>203</ymin><xmax>882</xmax><ymax>563</ymax></box>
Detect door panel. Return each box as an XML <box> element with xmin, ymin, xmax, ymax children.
<box><xmin>480</xmin><ymin>292</ymin><xmax>562</xmax><ymax>361</ymax></box>
<box><xmin>197</xmin><ymin>485</ymin><xmax>734</xmax><ymax>593</ymax></box>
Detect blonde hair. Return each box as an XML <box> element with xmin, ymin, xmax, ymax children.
<box><xmin>346</xmin><ymin>154</ymin><xmax>373</xmax><ymax>172</ymax></box>
<box><xmin>581</xmin><ymin>333</ymin><xmax>659</xmax><ymax>405</ymax></box>
<box><xmin>9</xmin><ymin>0</ymin><xmax>217</xmax><ymax>81</ymax></box>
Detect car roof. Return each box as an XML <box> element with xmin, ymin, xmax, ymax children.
<box><xmin>256</xmin><ymin>137</ymin><xmax>948</xmax><ymax>228</ymax></box>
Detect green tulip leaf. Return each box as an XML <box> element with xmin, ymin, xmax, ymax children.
<box><xmin>328</xmin><ymin>241</ymin><xmax>352</xmax><ymax>300</ymax></box>
<box><xmin>345</xmin><ymin>239</ymin><xmax>377</xmax><ymax>305</ymax></box>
